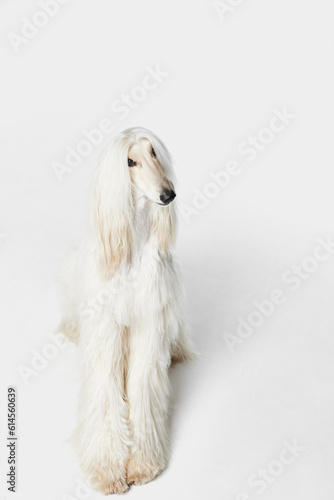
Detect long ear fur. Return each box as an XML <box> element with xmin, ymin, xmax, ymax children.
<box><xmin>148</xmin><ymin>132</ymin><xmax>178</xmax><ymax>253</ymax></box>
<box><xmin>93</xmin><ymin>134</ymin><xmax>133</xmax><ymax>278</ymax></box>
<box><xmin>152</xmin><ymin>201</ymin><xmax>178</xmax><ymax>254</ymax></box>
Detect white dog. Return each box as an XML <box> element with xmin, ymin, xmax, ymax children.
<box><xmin>57</xmin><ymin>127</ymin><xmax>196</xmax><ymax>494</ymax></box>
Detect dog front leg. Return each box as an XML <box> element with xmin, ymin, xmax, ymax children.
<box><xmin>126</xmin><ymin>322</ymin><xmax>171</xmax><ymax>486</ymax></box>
<box><xmin>72</xmin><ymin>322</ymin><xmax>131</xmax><ymax>495</ymax></box>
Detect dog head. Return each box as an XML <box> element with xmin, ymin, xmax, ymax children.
<box><xmin>93</xmin><ymin>127</ymin><xmax>177</xmax><ymax>277</ymax></box>
<box><xmin>126</xmin><ymin>134</ymin><xmax>176</xmax><ymax>205</ymax></box>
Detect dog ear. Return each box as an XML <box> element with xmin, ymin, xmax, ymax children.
<box><xmin>148</xmin><ymin>136</ymin><xmax>177</xmax><ymax>253</ymax></box>
<box><xmin>93</xmin><ymin>136</ymin><xmax>133</xmax><ymax>278</ymax></box>
<box><xmin>152</xmin><ymin>201</ymin><xmax>177</xmax><ymax>254</ymax></box>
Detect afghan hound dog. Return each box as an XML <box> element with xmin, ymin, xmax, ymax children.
<box><xmin>57</xmin><ymin>127</ymin><xmax>196</xmax><ymax>494</ymax></box>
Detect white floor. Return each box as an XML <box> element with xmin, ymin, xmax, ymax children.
<box><xmin>1</xmin><ymin>1</ymin><xmax>334</xmax><ymax>499</ymax></box>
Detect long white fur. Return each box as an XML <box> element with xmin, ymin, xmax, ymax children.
<box><xmin>57</xmin><ymin>127</ymin><xmax>196</xmax><ymax>494</ymax></box>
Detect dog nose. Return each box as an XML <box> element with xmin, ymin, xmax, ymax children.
<box><xmin>160</xmin><ymin>189</ymin><xmax>176</xmax><ymax>205</ymax></box>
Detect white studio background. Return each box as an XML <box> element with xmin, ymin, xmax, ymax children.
<box><xmin>1</xmin><ymin>1</ymin><xmax>334</xmax><ymax>499</ymax></box>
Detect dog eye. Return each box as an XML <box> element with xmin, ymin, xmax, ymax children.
<box><xmin>128</xmin><ymin>158</ymin><xmax>136</xmax><ymax>167</ymax></box>
<box><xmin>151</xmin><ymin>148</ymin><xmax>156</xmax><ymax>157</ymax></box>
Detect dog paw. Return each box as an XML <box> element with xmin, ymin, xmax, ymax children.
<box><xmin>126</xmin><ymin>455</ymin><xmax>164</xmax><ymax>486</ymax></box>
<box><xmin>88</xmin><ymin>464</ymin><xmax>129</xmax><ymax>495</ymax></box>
